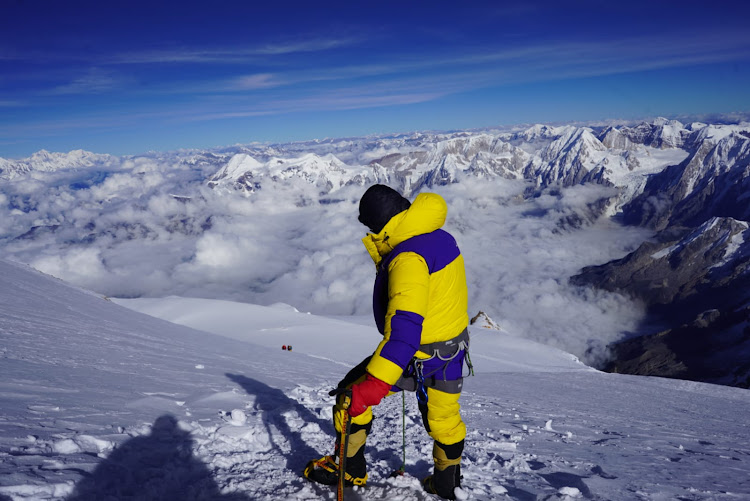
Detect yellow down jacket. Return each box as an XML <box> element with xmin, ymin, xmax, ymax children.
<box><xmin>362</xmin><ymin>192</ymin><xmax>469</xmax><ymax>386</ymax></box>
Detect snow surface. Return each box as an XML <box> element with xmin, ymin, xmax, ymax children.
<box><xmin>2</xmin><ymin>259</ymin><xmax>750</xmax><ymax>500</ymax></box>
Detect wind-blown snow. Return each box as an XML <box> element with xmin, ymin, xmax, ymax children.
<box><xmin>2</xmin><ymin>259</ymin><xmax>750</xmax><ymax>500</ymax></box>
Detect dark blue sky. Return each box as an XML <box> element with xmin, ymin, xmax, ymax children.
<box><xmin>2</xmin><ymin>0</ymin><xmax>749</xmax><ymax>157</ymax></box>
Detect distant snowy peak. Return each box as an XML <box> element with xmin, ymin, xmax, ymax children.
<box><xmin>614</xmin><ymin>118</ymin><xmax>688</xmax><ymax>150</ymax></box>
<box><xmin>523</xmin><ymin>128</ymin><xmax>610</xmax><ymax>190</ymax></box>
<box><xmin>206</xmin><ymin>152</ymin><xmax>380</xmax><ymax>195</ymax></box>
<box><xmin>365</xmin><ymin>134</ymin><xmax>530</xmax><ymax>195</ymax></box>
<box><xmin>623</xmin><ymin>130</ymin><xmax>750</xmax><ymax>229</ymax></box>
<box><xmin>207</xmin><ymin>154</ymin><xmax>265</xmax><ymax>193</ymax></box>
<box><xmin>599</xmin><ymin>127</ymin><xmax>638</xmax><ymax>151</ymax></box>
<box><xmin>607</xmin><ymin>119</ymin><xmax>750</xmax><ymax>153</ymax></box>
<box><xmin>510</xmin><ymin>124</ymin><xmax>570</xmax><ymax>143</ymax></box>
<box><xmin>540</xmin><ymin>128</ymin><xmax>606</xmax><ymax>163</ymax></box>
<box><xmin>0</xmin><ymin>149</ymin><xmax>114</xmax><ymax>180</ymax></box>
<box><xmin>6</xmin><ymin>118</ymin><xmax>748</xmax><ymax>218</ymax></box>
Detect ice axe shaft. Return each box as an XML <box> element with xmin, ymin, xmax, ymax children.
<box><xmin>337</xmin><ymin>389</ymin><xmax>352</xmax><ymax>501</ymax></box>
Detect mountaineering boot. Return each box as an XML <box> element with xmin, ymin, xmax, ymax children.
<box><xmin>422</xmin><ymin>440</ymin><xmax>464</xmax><ymax>500</ymax></box>
<box><xmin>303</xmin><ymin>454</ymin><xmax>368</xmax><ymax>487</ymax></box>
<box><xmin>303</xmin><ymin>422</ymin><xmax>370</xmax><ymax>486</ymax></box>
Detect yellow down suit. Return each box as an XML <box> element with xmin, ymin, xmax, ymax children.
<box><xmin>337</xmin><ymin>191</ymin><xmax>469</xmax><ymax>447</ymax></box>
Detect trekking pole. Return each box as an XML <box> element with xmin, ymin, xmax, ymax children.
<box><xmin>401</xmin><ymin>390</ymin><xmax>407</xmax><ymax>471</ymax></box>
<box><xmin>337</xmin><ymin>390</ymin><xmax>353</xmax><ymax>501</ymax></box>
<box><xmin>390</xmin><ymin>390</ymin><xmax>407</xmax><ymax>477</ymax></box>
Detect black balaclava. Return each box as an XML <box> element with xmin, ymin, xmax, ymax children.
<box><xmin>358</xmin><ymin>184</ymin><xmax>411</xmax><ymax>234</ymax></box>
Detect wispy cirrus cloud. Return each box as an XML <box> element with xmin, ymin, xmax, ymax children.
<box><xmin>8</xmin><ymin>29</ymin><xmax>749</xmax><ymax>101</ymax></box>
<box><xmin>197</xmin><ymin>29</ymin><xmax>750</xmax><ymax>99</ymax></box>
<box><xmin>107</xmin><ymin>37</ymin><xmax>361</xmax><ymax>65</ymax></box>
<box><xmin>48</xmin><ymin>68</ymin><xmax>130</xmax><ymax>95</ymax></box>
<box><xmin>3</xmin><ymin>28</ymin><xmax>748</xmax><ymax>152</ymax></box>
<box><xmin>226</xmin><ymin>73</ymin><xmax>284</xmax><ymax>91</ymax></box>
<box><xmin>187</xmin><ymin>91</ymin><xmax>446</xmax><ymax>122</ymax></box>
<box><xmin>466</xmin><ymin>33</ymin><xmax>750</xmax><ymax>78</ymax></box>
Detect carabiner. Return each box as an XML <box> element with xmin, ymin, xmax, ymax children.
<box><xmin>415</xmin><ymin>360</ymin><xmax>428</xmax><ymax>405</ymax></box>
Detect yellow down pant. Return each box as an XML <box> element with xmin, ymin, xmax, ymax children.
<box><xmin>333</xmin><ymin>385</ymin><xmax>466</xmax><ymax>447</ymax></box>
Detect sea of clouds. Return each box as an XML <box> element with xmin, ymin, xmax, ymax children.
<box><xmin>0</xmin><ymin>155</ymin><xmax>653</xmax><ymax>366</ymax></box>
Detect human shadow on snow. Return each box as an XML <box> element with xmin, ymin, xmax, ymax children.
<box><xmin>226</xmin><ymin>373</ymin><xmax>333</xmax><ymax>473</ymax></box>
<box><xmin>540</xmin><ymin>471</ymin><xmax>593</xmax><ymax>499</ymax></box>
<box><xmin>66</xmin><ymin>414</ymin><xmax>250</xmax><ymax>501</ymax></box>
<box><xmin>226</xmin><ymin>373</ymin><xmax>406</xmax><ymax>477</ymax></box>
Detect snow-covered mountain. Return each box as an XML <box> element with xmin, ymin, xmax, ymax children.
<box><xmin>3</xmin><ymin>258</ymin><xmax>750</xmax><ymax>500</ymax></box>
<box><xmin>207</xmin><ymin>152</ymin><xmax>382</xmax><ymax>196</ymax></box>
<box><xmin>570</xmin><ymin>122</ymin><xmax>750</xmax><ymax>386</ymax></box>
<box><xmin>623</xmin><ymin>126</ymin><xmax>750</xmax><ymax>229</ymax></box>
<box><xmin>525</xmin><ymin>127</ymin><xmax>608</xmax><ymax>189</ymax></box>
<box><xmin>365</xmin><ymin>134</ymin><xmax>530</xmax><ymax>194</ymax></box>
<box><xmin>0</xmin><ymin>149</ymin><xmax>115</xmax><ymax>180</ymax></box>
<box><xmin>604</xmin><ymin>118</ymin><xmax>689</xmax><ymax>150</ymax></box>
<box><xmin>195</xmin><ymin>120</ymin><xmax>704</xmax><ymax>201</ymax></box>
<box><xmin>1</xmin><ymin>118</ymin><xmax>723</xmax><ymax>209</ymax></box>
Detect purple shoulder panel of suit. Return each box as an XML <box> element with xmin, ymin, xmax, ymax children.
<box><xmin>389</xmin><ymin>229</ymin><xmax>460</xmax><ymax>274</ymax></box>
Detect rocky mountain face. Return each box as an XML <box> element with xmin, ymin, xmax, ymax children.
<box><xmin>567</xmin><ymin>121</ymin><xmax>750</xmax><ymax>388</ymax></box>
<box><xmin>572</xmin><ymin>216</ymin><xmax>750</xmax><ymax>387</ymax></box>
<box><xmin>524</xmin><ymin>127</ymin><xmax>609</xmax><ymax>189</ymax></box>
<box><xmin>603</xmin><ymin>304</ymin><xmax>750</xmax><ymax>388</ymax></box>
<box><xmin>572</xmin><ymin>217</ymin><xmax>750</xmax><ymax>317</ymax></box>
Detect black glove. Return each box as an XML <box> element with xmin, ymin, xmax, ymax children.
<box><xmin>328</xmin><ymin>388</ymin><xmax>353</xmax><ymax>410</ymax></box>
<box><xmin>329</xmin><ymin>356</ymin><xmax>372</xmax><ymax>395</ymax></box>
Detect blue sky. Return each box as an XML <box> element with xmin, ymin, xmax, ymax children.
<box><xmin>2</xmin><ymin>1</ymin><xmax>749</xmax><ymax>158</ymax></box>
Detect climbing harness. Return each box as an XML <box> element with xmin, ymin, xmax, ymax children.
<box><xmin>417</xmin><ymin>328</ymin><xmax>473</xmax><ymax>381</ymax></box>
<box><xmin>396</xmin><ymin>328</ymin><xmax>473</xmax><ymax>395</ymax></box>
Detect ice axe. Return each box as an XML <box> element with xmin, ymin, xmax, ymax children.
<box><xmin>330</xmin><ymin>388</ymin><xmax>353</xmax><ymax>501</ymax></box>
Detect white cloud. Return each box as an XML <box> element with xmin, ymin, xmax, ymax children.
<box><xmin>0</xmin><ymin>150</ymin><xmax>652</xmax><ymax>365</ymax></box>
<box><xmin>438</xmin><ymin>180</ymin><xmax>650</xmax><ymax>364</ymax></box>
<box><xmin>31</xmin><ymin>247</ymin><xmax>110</xmax><ymax>290</ymax></box>
<box><xmin>108</xmin><ymin>38</ymin><xmax>361</xmax><ymax>65</ymax></box>
<box><xmin>49</xmin><ymin>68</ymin><xmax>128</xmax><ymax>95</ymax></box>
<box><xmin>230</xmin><ymin>73</ymin><xmax>282</xmax><ymax>90</ymax></box>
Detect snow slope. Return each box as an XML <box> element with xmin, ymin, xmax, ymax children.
<box><xmin>2</xmin><ymin>259</ymin><xmax>750</xmax><ymax>500</ymax></box>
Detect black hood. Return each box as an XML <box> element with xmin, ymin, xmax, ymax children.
<box><xmin>358</xmin><ymin>184</ymin><xmax>411</xmax><ymax>233</ymax></box>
